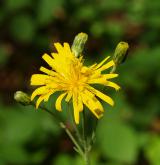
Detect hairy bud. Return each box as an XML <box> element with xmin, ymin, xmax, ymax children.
<box><xmin>71</xmin><ymin>32</ymin><xmax>88</xmax><ymax>57</ymax></box>
<box><xmin>14</xmin><ymin>91</ymin><xmax>31</xmax><ymax>106</ymax></box>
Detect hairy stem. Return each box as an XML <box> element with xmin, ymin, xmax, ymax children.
<box><xmin>82</xmin><ymin>110</ymin><xmax>90</xmax><ymax>165</ymax></box>
<box><xmin>31</xmin><ymin>103</ymin><xmax>84</xmax><ymax>157</ymax></box>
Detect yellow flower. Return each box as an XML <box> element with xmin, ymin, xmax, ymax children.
<box><xmin>30</xmin><ymin>43</ymin><xmax>120</xmax><ymax>124</ymax></box>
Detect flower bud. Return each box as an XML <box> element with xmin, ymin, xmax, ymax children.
<box><xmin>113</xmin><ymin>41</ymin><xmax>129</xmax><ymax>65</ymax></box>
<box><xmin>14</xmin><ymin>91</ymin><xmax>31</xmax><ymax>106</ymax></box>
<box><xmin>71</xmin><ymin>32</ymin><xmax>88</xmax><ymax>57</ymax></box>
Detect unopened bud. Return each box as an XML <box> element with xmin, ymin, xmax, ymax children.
<box><xmin>14</xmin><ymin>91</ymin><xmax>31</xmax><ymax>106</ymax></box>
<box><xmin>113</xmin><ymin>41</ymin><xmax>129</xmax><ymax>65</ymax></box>
<box><xmin>71</xmin><ymin>32</ymin><xmax>88</xmax><ymax>57</ymax></box>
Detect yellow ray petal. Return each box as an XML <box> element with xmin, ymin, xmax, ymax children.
<box><xmin>88</xmin><ymin>86</ymin><xmax>114</xmax><ymax>106</ymax></box>
<box><xmin>78</xmin><ymin>94</ymin><xmax>83</xmax><ymax>112</ymax></box>
<box><xmin>42</xmin><ymin>53</ymin><xmax>55</xmax><ymax>68</ymax></box>
<box><xmin>54</xmin><ymin>43</ymin><xmax>64</xmax><ymax>54</ymax></box>
<box><xmin>88</xmin><ymin>78</ymin><xmax>120</xmax><ymax>91</ymax></box>
<box><xmin>40</xmin><ymin>67</ymin><xmax>64</xmax><ymax>81</ymax></box>
<box><xmin>36</xmin><ymin>95</ymin><xmax>45</xmax><ymax>109</ymax></box>
<box><xmin>88</xmin><ymin>78</ymin><xmax>106</xmax><ymax>84</ymax></box>
<box><xmin>104</xmin><ymin>81</ymin><xmax>120</xmax><ymax>91</ymax></box>
<box><xmin>31</xmin><ymin>86</ymin><xmax>47</xmax><ymax>101</ymax></box>
<box><xmin>81</xmin><ymin>91</ymin><xmax>104</xmax><ymax>119</ymax></box>
<box><xmin>73</xmin><ymin>93</ymin><xmax>83</xmax><ymax>124</ymax></box>
<box><xmin>89</xmin><ymin>63</ymin><xmax>97</xmax><ymax>69</ymax></box>
<box><xmin>43</xmin><ymin>90</ymin><xmax>57</xmax><ymax>102</ymax></box>
<box><xmin>103</xmin><ymin>73</ymin><xmax>118</xmax><ymax>79</ymax></box>
<box><xmin>63</xmin><ymin>43</ymin><xmax>72</xmax><ymax>56</ymax></box>
<box><xmin>96</xmin><ymin>60</ymin><xmax>115</xmax><ymax>72</ymax></box>
<box><xmin>55</xmin><ymin>92</ymin><xmax>67</xmax><ymax>111</ymax></box>
<box><xmin>40</xmin><ymin>66</ymin><xmax>56</xmax><ymax>76</ymax></box>
<box><xmin>95</xmin><ymin>56</ymin><xmax>110</xmax><ymax>69</ymax></box>
<box><xmin>31</xmin><ymin>74</ymin><xmax>49</xmax><ymax>85</ymax></box>
<box><xmin>65</xmin><ymin>91</ymin><xmax>72</xmax><ymax>102</ymax></box>
<box><xmin>51</xmin><ymin>53</ymin><xmax>58</xmax><ymax>59</ymax></box>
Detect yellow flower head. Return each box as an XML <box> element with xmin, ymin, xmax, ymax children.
<box><xmin>31</xmin><ymin>43</ymin><xmax>120</xmax><ymax>124</ymax></box>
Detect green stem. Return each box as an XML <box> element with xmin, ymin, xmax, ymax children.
<box><xmin>82</xmin><ymin>110</ymin><xmax>90</xmax><ymax>165</ymax></box>
<box><xmin>59</xmin><ymin>122</ymin><xmax>84</xmax><ymax>157</ymax></box>
<box><xmin>31</xmin><ymin>103</ymin><xmax>84</xmax><ymax>157</ymax></box>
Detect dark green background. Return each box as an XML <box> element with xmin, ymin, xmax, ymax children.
<box><xmin>0</xmin><ymin>0</ymin><xmax>160</xmax><ymax>164</ymax></box>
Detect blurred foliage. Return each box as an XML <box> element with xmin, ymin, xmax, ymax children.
<box><xmin>0</xmin><ymin>0</ymin><xmax>160</xmax><ymax>164</ymax></box>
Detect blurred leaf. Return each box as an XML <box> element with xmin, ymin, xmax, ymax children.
<box><xmin>105</xmin><ymin>162</ymin><xmax>123</xmax><ymax>165</ymax></box>
<box><xmin>5</xmin><ymin>0</ymin><xmax>31</xmax><ymax>11</ymax></box>
<box><xmin>127</xmin><ymin>0</ymin><xmax>145</xmax><ymax>23</ymax></box>
<box><xmin>21</xmin><ymin>105</ymin><xmax>61</xmax><ymax>136</ymax></box>
<box><xmin>53</xmin><ymin>152</ymin><xmax>99</xmax><ymax>165</ymax></box>
<box><xmin>102</xmin><ymin>92</ymin><xmax>133</xmax><ymax>121</ymax></box>
<box><xmin>0</xmin><ymin>143</ymin><xmax>29</xmax><ymax>163</ymax></box>
<box><xmin>99</xmin><ymin>0</ymin><xmax>126</xmax><ymax>11</ymax></box>
<box><xmin>90</xmin><ymin>21</ymin><xmax>106</xmax><ymax>37</ymax></box>
<box><xmin>0</xmin><ymin>45</ymin><xmax>10</xmax><ymax>67</ymax></box>
<box><xmin>97</xmin><ymin>117</ymin><xmax>138</xmax><ymax>163</ymax></box>
<box><xmin>76</xmin><ymin>5</ymin><xmax>96</xmax><ymax>21</ymax></box>
<box><xmin>74</xmin><ymin>152</ymin><xmax>99</xmax><ymax>165</ymax></box>
<box><xmin>105</xmin><ymin>22</ymin><xmax>124</xmax><ymax>42</ymax></box>
<box><xmin>156</xmin><ymin>75</ymin><xmax>160</xmax><ymax>87</ymax></box>
<box><xmin>145</xmin><ymin>135</ymin><xmax>160</xmax><ymax>165</ymax></box>
<box><xmin>146</xmin><ymin>14</ymin><xmax>160</xmax><ymax>28</ymax></box>
<box><xmin>37</xmin><ymin>0</ymin><xmax>64</xmax><ymax>25</ymax></box>
<box><xmin>10</xmin><ymin>14</ymin><xmax>36</xmax><ymax>43</ymax></box>
<box><xmin>138</xmin><ymin>133</ymin><xmax>150</xmax><ymax>148</ymax></box>
<box><xmin>31</xmin><ymin>150</ymin><xmax>47</xmax><ymax>164</ymax></box>
<box><xmin>53</xmin><ymin>154</ymin><xmax>73</xmax><ymax>165</ymax></box>
<box><xmin>3</xmin><ymin>112</ymin><xmax>39</xmax><ymax>144</ymax></box>
<box><xmin>119</xmin><ymin>47</ymin><xmax>160</xmax><ymax>90</ymax></box>
<box><xmin>0</xmin><ymin>104</ymin><xmax>60</xmax><ymax>142</ymax></box>
<box><xmin>0</xmin><ymin>9</ymin><xmax>6</xmax><ymax>23</ymax></box>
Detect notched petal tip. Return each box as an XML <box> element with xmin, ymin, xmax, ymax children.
<box><xmin>54</xmin><ymin>43</ymin><xmax>64</xmax><ymax>53</ymax></box>
<box><xmin>75</xmin><ymin>117</ymin><xmax>80</xmax><ymax>124</ymax></box>
<box><xmin>94</xmin><ymin>109</ymin><xmax>104</xmax><ymax>119</ymax></box>
<box><xmin>116</xmin><ymin>86</ymin><xmax>121</xmax><ymax>91</ymax></box>
<box><xmin>110</xmin><ymin>101</ymin><xmax>114</xmax><ymax>106</ymax></box>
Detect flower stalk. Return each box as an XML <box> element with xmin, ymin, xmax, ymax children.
<box><xmin>82</xmin><ymin>110</ymin><xmax>90</xmax><ymax>165</ymax></box>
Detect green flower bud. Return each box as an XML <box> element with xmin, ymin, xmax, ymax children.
<box><xmin>14</xmin><ymin>91</ymin><xmax>31</xmax><ymax>106</ymax></box>
<box><xmin>71</xmin><ymin>32</ymin><xmax>88</xmax><ymax>57</ymax></box>
<box><xmin>113</xmin><ymin>41</ymin><xmax>129</xmax><ymax>65</ymax></box>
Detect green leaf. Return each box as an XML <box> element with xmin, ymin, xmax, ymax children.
<box><xmin>30</xmin><ymin>150</ymin><xmax>47</xmax><ymax>164</ymax></box>
<box><xmin>0</xmin><ymin>143</ymin><xmax>29</xmax><ymax>163</ymax></box>
<box><xmin>97</xmin><ymin>118</ymin><xmax>138</xmax><ymax>163</ymax></box>
<box><xmin>145</xmin><ymin>135</ymin><xmax>160</xmax><ymax>165</ymax></box>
